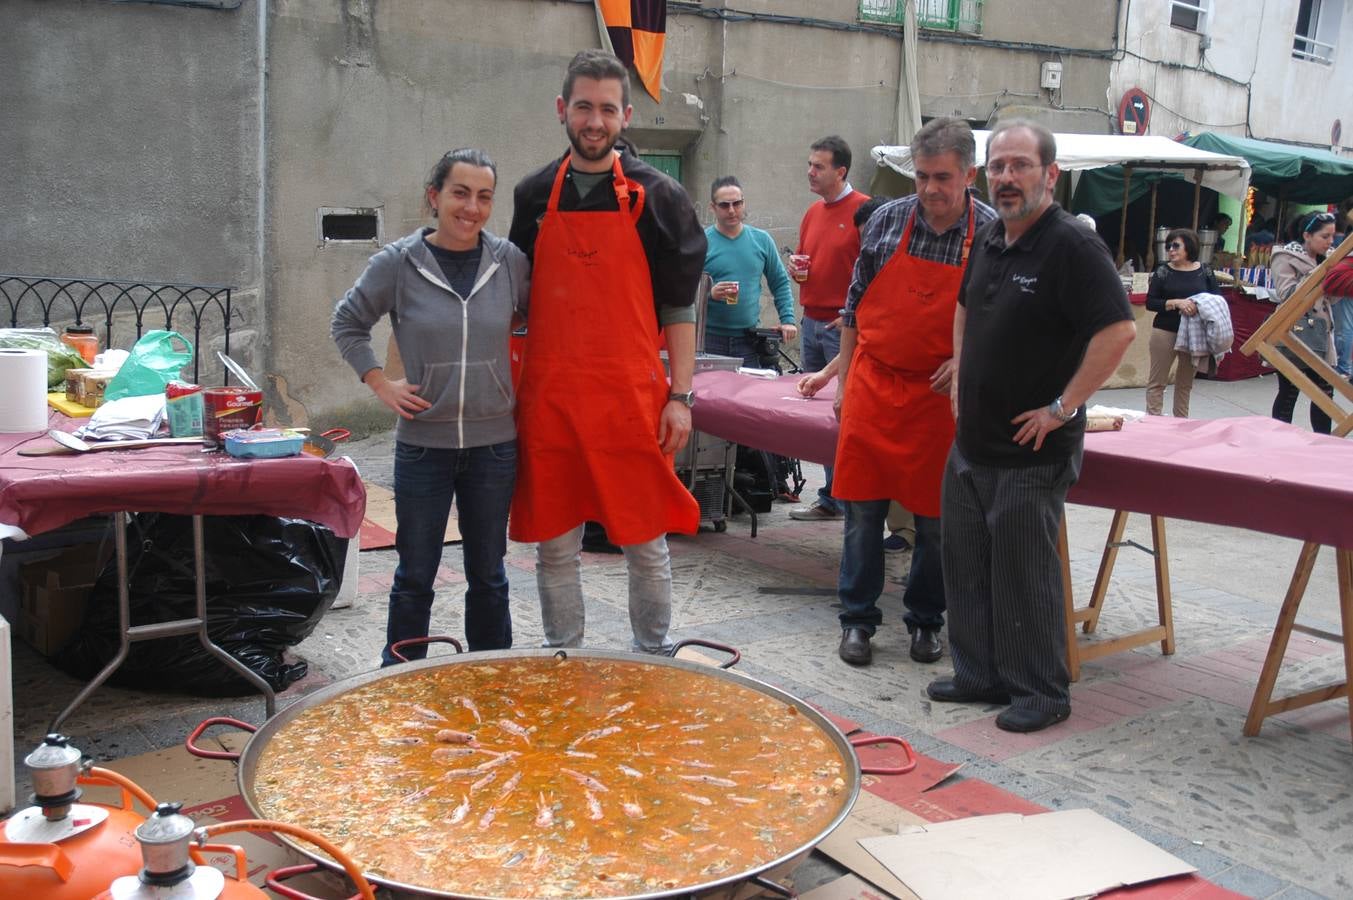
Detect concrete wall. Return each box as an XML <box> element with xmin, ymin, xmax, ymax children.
<box><xmin>0</xmin><ymin>0</ymin><xmax>261</xmax><ymax>359</ymax></box>
<box><xmin>4</xmin><ymin>0</ymin><xmax>1123</xmax><ymax>425</ymax></box>
<box><xmin>1113</xmin><ymin>0</ymin><xmax>1353</xmax><ymax>151</ymax></box>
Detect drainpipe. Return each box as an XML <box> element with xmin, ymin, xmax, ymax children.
<box><xmin>895</xmin><ymin>0</ymin><xmax>922</xmax><ymax>144</ymax></box>
<box><xmin>255</xmin><ymin>0</ymin><xmax>269</xmax><ymax>377</ymax></box>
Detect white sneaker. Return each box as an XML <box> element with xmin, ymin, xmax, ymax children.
<box><xmin>788</xmin><ymin>501</ymin><xmax>842</xmax><ymax>521</ymax></box>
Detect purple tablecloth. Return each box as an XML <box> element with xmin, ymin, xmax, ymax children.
<box><xmin>0</xmin><ymin>411</ymin><xmax>366</xmax><ymax>539</ymax></box>
<box><xmin>692</xmin><ymin>371</ymin><xmax>1353</xmax><ymax>549</ymax></box>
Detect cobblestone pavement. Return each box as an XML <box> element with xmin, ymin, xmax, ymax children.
<box><xmin>10</xmin><ymin>375</ymin><xmax>1350</xmax><ymax>899</ymax></box>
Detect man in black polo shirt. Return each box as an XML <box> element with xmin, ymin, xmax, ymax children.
<box><xmin>926</xmin><ymin>120</ymin><xmax>1135</xmax><ymax>733</ymax></box>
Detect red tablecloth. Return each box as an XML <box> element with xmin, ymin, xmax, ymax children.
<box><xmin>692</xmin><ymin>371</ymin><xmax>1353</xmax><ymax>548</ymax></box>
<box><xmin>0</xmin><ymin>412</ymin><xmax>366</xmax><ymax>539</ymax></box>
<box><xmin>692</xmin><ymin>372</ymin><xmax>839</xmax><ymax>466</ymax></box>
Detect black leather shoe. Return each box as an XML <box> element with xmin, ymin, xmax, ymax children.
<box><xmin>925</xmin><ymin>677</ymin><xmax>1010</xmax><ymax>705</ymax></box>
<box><xmin>995</xmin><ymin>706</ymin><xmax>1070</xmax><ymax>733</ymax></box>
<box><xmin>909</xmin><ymin>627</ymin><xmax>943</xmax><ymax>663</ymax></box>
<box><xmin>838</xmin><ymin>627</ymin><xmax>872</xmax><ymax>666</ymax></box>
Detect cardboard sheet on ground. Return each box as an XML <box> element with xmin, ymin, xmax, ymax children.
<box><xmin>817</xmin><ymin>790</ymin><xmax>925</xmax><ymax>899</ymax></box>
<box><xmin>359</xmin><ymin>480</ymin><xmax>460</xmax><ymax>550</ymax></box>
<box><xmin>860</xmin><ymin>809</ymin><xmax>1196</xmax><ymax>900</ymax></box>
<box><xmin>801</xmin><ymin>873</ymin><xmax>903</xmax><ymax>900</ymax></box>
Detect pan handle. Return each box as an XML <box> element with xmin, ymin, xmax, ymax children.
<box><xmin>319</xmin><ymin>428</ymin><xmax>351</xmax><ymax>442</ymax></box>
<box><xmin>850</xmin><ymin>734</ymin><xmax>918</xmax><ymax>775</ymax></box>
<box><xmin>669</xmin><ymin>638</ymin><xmax>741</xmax><ymax>669</ymax></box>
<box><xmin>185</xmin><ymin>716</ymin><xmax>256</xmax><ymax>761</ymax></box>
<box><xmin>268</xmin><ymin>862</ymin><xmax>368</xmax><ymax>900</ymax></box>
<box><xmin>390</xmin><ymin>635</ymin><xmax>464</xmax><ymax>662</ymax></box>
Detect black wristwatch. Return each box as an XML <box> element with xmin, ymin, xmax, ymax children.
<box><xmin>669</xmin><ymin>391</ymin><xmax>696</xmax><ymax>408</ymax></box>
<box><xmin>1048</xmin><ymin>395</ymin><xmax>1078</xmax><ymax>423</ymax></box>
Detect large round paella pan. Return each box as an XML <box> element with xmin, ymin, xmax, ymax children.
<box><xmin>192</xmin><ymin>647</ymin><xmax>912</xmax><ymax>899</ymax></box>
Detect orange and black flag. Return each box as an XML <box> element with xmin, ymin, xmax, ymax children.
<box><xmin>594</xmin><ymin>0</ymin><xmax>666</xmax><ymax>102</ymax></box>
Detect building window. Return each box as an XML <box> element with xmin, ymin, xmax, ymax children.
<box><xmin>1293</xmin><ymin>0</ymin><xmax>1339</xmax><ymax>64</ymax></box>
<box><xmin>1169</xmin><ymin>0</ymin><xmax>1208</xmax><ymax>33</ymax></box>
<box><xmin>860</xmin><ymin>0</ymin><xmax>983</xmax><ymax>34</ymax></box>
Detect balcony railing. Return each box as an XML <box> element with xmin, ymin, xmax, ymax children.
<box><xmin>1</xmin><ymin>274</ymin><xmax>235</xmax><ymax>385</ymax></box>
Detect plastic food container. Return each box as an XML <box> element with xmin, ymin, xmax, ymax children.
<box><xmin>222</xmin><ymin>427</ymin><xmax>305</xmax><ymax>459</ymax></box>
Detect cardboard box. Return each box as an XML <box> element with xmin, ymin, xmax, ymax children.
<box><xmin>16</xmin><ymin>542</ymin><xmax>110</xmax><ymax>655</ymax></box>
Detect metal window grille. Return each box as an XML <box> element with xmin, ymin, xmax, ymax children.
<box><xmin>860</xmin><ymin>0</ymin><xmax>983</xmax><ymax>33</ymax></box>
<box><xmin>1293</xmin><ymin>0</ymin><xmax>1338</xmax><ymax>63</ymax></box>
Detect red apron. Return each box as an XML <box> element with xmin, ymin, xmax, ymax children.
<box><xmin>510</xmin><ymin>155</ymin><xmax>699</xmax><ymax>545</ymax></box>
<box><xmin>832</xmin><ymin>199</ymin><xmax>975</xmax><ymax>517</ymax></box>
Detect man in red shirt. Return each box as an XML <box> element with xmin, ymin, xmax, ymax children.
<box><xmin>789</xmin><ymin>135</ymin><xmax>871</xmax><ymax>521</ymax></box>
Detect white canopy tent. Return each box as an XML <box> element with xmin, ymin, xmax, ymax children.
<box><xmin>873</xmin><ymin>131</ymin><xmax>1251</xmax><ymax>201</ymax></box>
<box><xmin>872</xmin><ymin>131</ymin><xmax>1252</xmax><ymax>264</ymax></box>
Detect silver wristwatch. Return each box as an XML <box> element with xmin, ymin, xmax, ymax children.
<box><xmin>1048</xmin><ymin>395</ymin><xmax>1077</xmax><ymax>423</ymax></box>
<box><xmin>669</xmin><ymin>391</ymin><xmax>696</xmax><ymax>408</ymax></box>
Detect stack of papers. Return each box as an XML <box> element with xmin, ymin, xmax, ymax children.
<box><xmin>75</xmin><ymin>394</ymin><xmax>167</xmax><ymax>441</ymax></box>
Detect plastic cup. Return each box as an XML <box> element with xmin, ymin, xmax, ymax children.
<box><xmin>790</xmin><ymin>254</ymin><xmax>810</xmax><ymax>283</ymax></box>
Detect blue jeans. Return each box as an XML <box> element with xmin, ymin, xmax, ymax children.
<box><xmin>838</xmin><ymin>499</ymin><xmax>944</xmax><ymax>634</ymax></box>
<box><xmin>1332</xmin><ymin>297</ymin><xmax>1353</xmax><ymax>377</ymax></box>
<box><xmin>382</xmin><ymin>440</ymin><xmax>517</xmax><ymax>665</ymax></box>
<box><xmin>704</xmin><ymin>332</ymin><xmax>759</xmax><ymax>367</ymax></box>
<box><xmin>800</xmin><ymin>316</ymin><xmax>842</xmax><ymax>512</ymax></box>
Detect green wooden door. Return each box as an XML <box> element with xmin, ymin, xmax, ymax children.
<box><xmin>640</xmin><ymin>152</ymin><xmax>682</xmax><ymax>182</ymax></box>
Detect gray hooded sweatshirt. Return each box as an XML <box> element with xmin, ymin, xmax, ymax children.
<box><xmin>331</xmin><ymin>227</ymin><xmax>530</xmax><ymax>448</ymax></box>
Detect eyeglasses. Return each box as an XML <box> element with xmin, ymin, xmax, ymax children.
<box><xmin>714</xmin><ymin>199</ymin><xmax>745</xmax><ymax>210</ymax></box>
<box><xmin>985</xmin><ymin>159</ymin><xmax>1042</xmax><ymax>176</ymax></box>
<box><xmin>1166</xmin><ymin>242</ymin><xmax>1184</xmax><ymax>250</ymax></box>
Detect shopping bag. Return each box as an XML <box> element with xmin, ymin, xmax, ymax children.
<box><xmin>103</xmin><ymin>330</ymin><xmax>194</xmax><ymax>401</ymax></box>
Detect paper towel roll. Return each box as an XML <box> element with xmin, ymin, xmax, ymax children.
<box><xmin>0</xmin><ymin>348</ymin><xmax>50</xmax><ymax>433</ymax></box>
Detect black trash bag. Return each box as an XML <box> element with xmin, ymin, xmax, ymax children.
<box><xmin>54</xmin><ymin>513</ymin><xmax>348</xmax><ymax>696</ymax></box>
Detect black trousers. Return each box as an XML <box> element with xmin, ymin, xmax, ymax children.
<box><xmin>1272</xmin><ymin>369</ymin><xmax>1334</xmax><ymax>435</ymax></box>
<box><xmin>940</xmin><ymin>444</ymin><xmax>1082</xmax><ymax>714</ymax></box>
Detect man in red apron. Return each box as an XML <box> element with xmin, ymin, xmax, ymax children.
<box><xmin>833</xmin><ymin>119</ymin><xmax>996</xmax><ymax>667</ymax></box>
<box><xmin>507</xmin><ymin>50</ymin><xmax>706</xmax><ymax>653</ymax></box>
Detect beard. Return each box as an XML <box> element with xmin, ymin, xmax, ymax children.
<box><xmin>566</xmin><ymin>121</ymin><xmax>619</xmax><ymax>162</ymax></box>
<box><xmin>994</xmin><ymin>187</ymin><xmax>1040</xmax><ymax>222</ymax></box>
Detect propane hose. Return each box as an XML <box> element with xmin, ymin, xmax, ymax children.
<box><xmin>196</xmin><ymin>820</ymin><xmax>376</xmax><ymax>900</ymax></box>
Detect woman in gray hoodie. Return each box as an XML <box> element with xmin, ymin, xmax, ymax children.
<box><xmin>1270</xmin><ymin>211</ymin><xmax>1336</xmax><ymax>433</ymax></box>
<box><xmin>332</xmin><ymin>148</ymin><xmax>529</xmax><ymax>663</ymax></box>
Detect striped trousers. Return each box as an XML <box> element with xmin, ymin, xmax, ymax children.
<box><xmin>940</xmin><ymin>443</ymin><xmax>1082</xmax><ymax>714</ymax></box>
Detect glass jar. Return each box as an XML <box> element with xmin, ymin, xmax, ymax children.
<box><xmin>61</xmin><ymin>325</ymin><xmax>99</xmax><ymax>364</ymax></box>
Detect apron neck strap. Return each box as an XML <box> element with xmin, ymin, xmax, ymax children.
<box><xmin>960</xmin><ymin>193</ymin><xmax>976</xmax><ymax>265</ymax></box>
<box><xmin>545</xmin><ymin>152</ymin><xmax>645</xmax><ymax>222</ymax></box>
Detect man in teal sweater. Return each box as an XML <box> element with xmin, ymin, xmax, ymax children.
<box><xmin>703</xmin><ymin>176</ymin><xmax>797</xmax><ymax>365</ymax></box>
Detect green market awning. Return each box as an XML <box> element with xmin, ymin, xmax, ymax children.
<box><xmin>1183</xmin><ymin>132</ymin><xmax>1353</xmax><ymax>204</ymax></box>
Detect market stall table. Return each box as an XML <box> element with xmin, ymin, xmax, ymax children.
<box><xmin>0</xmin><ymin>412</ymin><xmax>365</xmax><ymax>809</ymax></box>
<box><xmin>1127</xmin><ymin>286</ymin><xmax>1275</xmax><ymax>382</ymax></box>
<box><xmin>691</xmin><ymin>371</ymin><xmax>1353</xmax><ymax>740</ymax></box>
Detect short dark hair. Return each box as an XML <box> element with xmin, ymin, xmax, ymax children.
<box><xmin>1212</xmin><ymin>213</ymin><xmax>1232</xmax><ymax>226</ymax></box>
<box><xmin>811</xmin><ymin>135</ymin><xmax>852</xmax><ymax>174</ymax></box>
<box><xmin>1166</xmin><ymin>228</ymin><xmax>1200</xmax><ymax>262</ymax></box>
<box><xmin>987</xmin><ymin>118</ymin><xmax>1057</xmax><ymax>167</ymax></box>
<box><xmin>710</xmin><ymin>175</ymin><xmax>742</xmax><ymax>201</ymax></box>
<box><xmin>911</xmin><ymin>117</ymin><xmax>976</xmax><ymax>171</ymax></box>
<box><xmin>854</xmin><ymin>196</ymin><xmax>888</xmax><ymax>229</ymax></box>
<box><xmin>562</xmin><ymin>49</ymin><xmax>631</xmax><ymax>109</ymax></box>
<box><xmin>425</xmin><ymin>148</ymin><xmax>497</xmax><ymax>214</ymax></box>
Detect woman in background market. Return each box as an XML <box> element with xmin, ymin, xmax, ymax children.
<box><xmin>1269</xmin><ymin>211</ymin><xmax>1337</xmax><ymax>434</ymax></box>
<box><xmin>332</xmin><ymin>148</ymin><xmax>529</xmax><ymax>663</ymax></box>
<box><xmin>1144</xmin><ymin>228</ymin><xmax>1216</xmax><ymax>417</ymax></box>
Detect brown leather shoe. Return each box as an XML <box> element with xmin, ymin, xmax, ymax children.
<box><xmin>926</xmin><ymin>677</ymin><xmax>1010</xmax><ymax>705</ymax></box>
<box><xmin>909</xmin><ymin>627</ymin><xmax>943</xmax><ymax>663</ymax></box>
<box><xmin>838</xmin><ymin>627</ymin><xmax>872</xmax><ymax>665</ymax></box>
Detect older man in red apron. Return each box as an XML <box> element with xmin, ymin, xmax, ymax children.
<box><xmin>833</xmin><ymin>119</ymin><xmax>996</xmax><ymax>667</ymax></box>
<box><xmin>507</xmin><ymin>50</ymin><xmax>706</xmax><ymax>653</ymax></box>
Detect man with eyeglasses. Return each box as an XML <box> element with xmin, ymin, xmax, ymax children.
<box><xmin>926</xmin><ymin>119</ymin><xmax>1135</xmax><ymax>733</ymax></box>
<box><xmin>702</xmin><ymin>175</ymin><xmax>797</xmax><ymax>366</ymax></box>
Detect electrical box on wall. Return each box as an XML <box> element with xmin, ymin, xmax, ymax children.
<box><xmin>1040</xmin><ymin>62</ymin><xmax>1063</xmax><ymax>90</ymax></box>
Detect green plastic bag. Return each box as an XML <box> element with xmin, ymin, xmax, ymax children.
<box><xmin>104</xmin><ymin>330</ymin><xmax>195</xmax><ymax>401</ymax></box>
